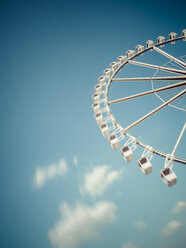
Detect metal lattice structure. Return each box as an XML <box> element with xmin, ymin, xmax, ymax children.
<box><xmin>92</xmin><ymin>30</ymin><xmax>186</xmax><ymax>186</ymax></box>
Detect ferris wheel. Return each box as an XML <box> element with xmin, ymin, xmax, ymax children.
<box><xmin>92</xmin><ymin>30</ymin><xmax>186</xmax><ymax>187</ymax></box>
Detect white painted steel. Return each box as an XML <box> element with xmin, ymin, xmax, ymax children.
<box><xmin>153</xmin><ymin>46</ymin><xmax>186</xmax><ymax>68</ymax></box>
<box><xmin>93</xmin><ymin>31</ymin><xmax>186</xmax><ymax>166</ymax></box>
<box><xmin>109</xmin><ymin>81</ymin><xmax>186</xmax><ymax>105</ymax></box>
<box><xmin>128</xmin><ymin>60</ymin><xmax>186</xmax><ymax>75</ymax></box>
<box><xmin>124</xmin><ymin>89</ymin><xmax>186</xmax><ymax>132</ymax></box>
<box><xmin>111</xmin><ymin>76</ymin><xmax>186</xmax><ymax>82</ymax></box>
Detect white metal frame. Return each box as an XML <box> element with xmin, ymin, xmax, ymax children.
<box><xmin>92</xmin><ymin>30</ymin><xmax>186</xmax><ymax>185</ymax></box>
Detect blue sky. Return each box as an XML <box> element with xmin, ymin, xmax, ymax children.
<box><xmin>0</xmin><ymin>0</ymin><xmax>186</xmax><ymax>248</ymax></box>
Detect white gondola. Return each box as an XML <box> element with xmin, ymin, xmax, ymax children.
<box><xmin>104</xmin><ymin>69</ymin><xmax>112</xmax><ymax>78</ymax></box>
<box><xmin>136</xmin><ymin>45</ymin><xmax>144</xmax><ymax>54</ymax></box>
<box><xmin>94</xmin><ymin>84</ymin><xmax>102</xmax><ymax>93</ymax></box>
<box><xmin>138</xmin><ymin>157</ymin><xmax>152</xmax><ymax>175</ymax></box>
<box><xmin>110</xmin><ymin>62</ymin><xmax>118</xmax><ymax>72</ymax></box>
<box><xmin>146</xmin><ymin>40</ymin><xmax>154</xmax><ymax>49</ymax></box>
<box><xmin>92</xmin><ymin>103</ymin><xmax>101</xmax><ymax>113</ymax></box>
<box><xmin>160</xmin><ymin>167</ymin><xmax>177</xmax><ymax>186</ymax></box>
<box><xmin>92</xmin><ymin>93</ymin><xmax>100</xmax><ymax>102</ymax></box>
<box><xmin>109</xmin><ymin>135</ymin><xmax>120</xmax><ymax>149</ymax></box>
<box><xmin>157</xmin><ymin>36</ymin><xmax>165</xmax><ymax>47</ymax></box>
<box><xmin>120</xmin><ymin>145</ymin><xmax>134</xmax><ymax>162</ymax></box>
<box><xmin>169</xmin><ymin>32</ymin><xmax>177</xmax><ymax>44</ymax></box>
<box><xmin>98</xmin><ymin>76</ymin><xmax>106</xmax><ymax>86</ymax></box>
<box><xmin>117</xmin><ymin>55</ymin><xmax>127</xmax><ymax>64</ymax></box>
<box><xmin>100</xmin><ymin>123</ymin><xmax>110</xmax><ymax>137</ymax></box>
<box><xmin>94</xmin><ymin>113</ymin><xmax>104</xmax><ymax>125</ymax></box>
<box><xmin>126</xmin><ymin>50</ymin><xmax>135</xmax><ymax>59</ymax></box>
<box><xmin>182</xmin><ymin>29</ymin><xmax>186</xmax><ymax>41</ymax></box>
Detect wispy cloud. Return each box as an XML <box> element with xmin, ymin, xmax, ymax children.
<box><xmin>121</xmin><ymin>241</ymin><xmax>138</xmax><ymax>248</ymax></box>
<box><xmin>33</xmin><ymin>158</ymin><xmax>67</xmax><ymax>188</ymax></box>
<box><xmin>160</xmin><ymin>220</ymin><xmax>182</xmax><ymax>237</ymax></box>
<box><xmin>73</xmin><ymin>156</ymin><xmax>78</xmax><ymax>166</ymax></box>
<box><xmin>49</xmin><ymin>201</ymin><xmax>117</xmax><ymax>248</ymax></box>
<box><xmin>80</xmin><ymin>165</ymin><xmax>124</xmax><ymax>198</ymax></box>
<box><xmin>172</xmin><ymin>201</ymin><xmax>186</xmax><ymax>214</ymax></box>
<box><xmin>133</xmin><ymin>220</ymin><xmax>147</xmax><ymax>229</ymax></box>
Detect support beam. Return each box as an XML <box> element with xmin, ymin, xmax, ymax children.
<box><xmin>111</xmin><ymin>75</ymin><xmax>186</xmax><ymax>82</ymax></box>
<box><xmin>129</xmin><ymin>60</ymin><xmax>186</xmax><ymax>75</ymax></box>
<box><xmin>109</xmin><ymin>81</ymin><xmax>186</xmax><ymax>105</ymax></box>
<box><xmin>124</xmin><ymin>89</ymin><xmax>186</xmax><ymax>132</ymax></box>
<box><xmin>171</xmin><ymin>122</ymin><xmax>186</xmax><ymax>156</ymax></box>
<box><xmin>153</xmin><ymin>46</ymin><xmax>186</xmax><ymax>68</ymax></box>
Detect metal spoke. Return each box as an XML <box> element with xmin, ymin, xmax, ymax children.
<box><xmin>157</xmin><ymin>71</ymin><xmax>178</xmax><ymax>77</ymax></box>
<box><xmin>93</xmin><ymin>32</ymin><xmax>186</xmax><ymax>166</ymax></box>
<box><xmin>111</xmin><ymin>75</ymin><xmax>186</xmax><ymax>82</ymax></box>
<box><xmin>168</xmin><ymin>61</ymin><xmax>185</xmax><ymax>70</ymax></box>
<box><xmin>180</xmin><ymin>56</ymin><xmax>186</xmax><ymax>63</ymax></box>
<box><xmin>153</xmin><ymin>46</ymin><xmax>186</xmax><ymax>68</ymax></box>
<box><xmin>171</xmin><ymin>122</ymin><xmax>186</xmax><ymax>156</ymax></box>
<box><xmin>159</xmin><ymin>91</ymin><xmax>181</xmax><ymax>100</ymax></box>
<box><xmin>124</xmin><ymin>89</ymin><xmax>186</xmax><ymax>132</ymax></box>
<box><xmin>109</xmin><ymin>81</ymin><xmax>186</xmax><ymax>105</ymax></box>
<box><xmin>128</xmin><ymin>60</ymin><xmax>186</xmax><ymax>75</ymax></box>
<box><xmin>174</xmin><ymin>96</ymin><xmax>186</xmax><ymax>107</ymax></box>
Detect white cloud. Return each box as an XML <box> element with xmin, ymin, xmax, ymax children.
<box><xmin>33</xmin><ymin>158</ymin><xmax>67</xmax><ymax>188</ymax></box>
<box><xmin>160</xmin><ymin>220</ymin><xmax>182</xmax><ymax>237</ymax></box>
<box><xmin>121</xmin><ymin>241</ymin><xmax>137</xmax><ymax>248</ymax></box>
<box><xmin>172</xmin><ymin>201</ymin><xmax>186</xmax><ymax>214</ymax></box>
<box><xmin>80</xmin><ymin>165</ymin><xmax>124</xmax><ymax>197</ymax></box>
<box><xmin>73</xmin><ymin>156</ymin><xmax>78</xmax><ymax>166</ymax></box>
<box><xmin>133</xmin><ymin>220</ymin><xmax>147</xmax><ymax>229</ymax></box>
<box><xmin>48</xmin><ymin>201</ymin><xmax>117</xmax><ymax>248</ymax></box>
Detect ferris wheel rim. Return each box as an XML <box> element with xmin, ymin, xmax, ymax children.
<box><xmin>104</xmin><ymin>34</ymin><xmax>186</xmax><ymax>165</ymax></box>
